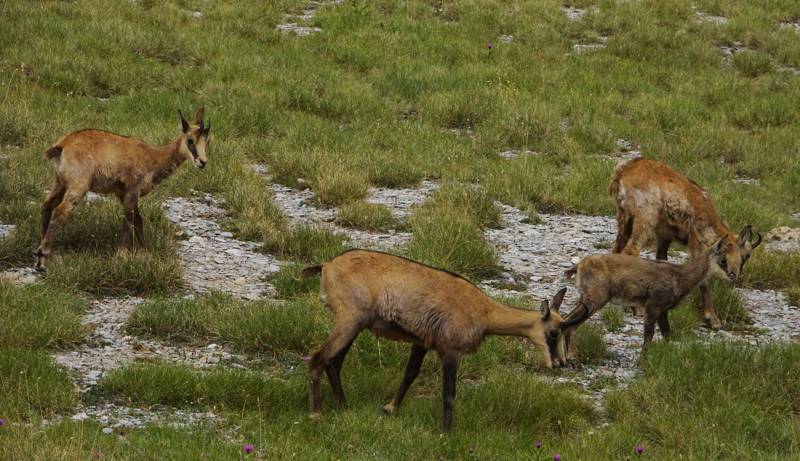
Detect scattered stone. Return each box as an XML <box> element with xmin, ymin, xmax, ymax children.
<box><xmin>84</xmin><ymin>191</ymin><xmax>108</xmax><ymax>203</ymax></box>
<box><xmin>573</xmin><ymin>41</ymin><xmax>606</xmax><ymax>53</ymax></box>
<box><xmin>780</xmin><ymin>21</ymin><xmax>800</xmax><ymax>34</ymax></box>
<box><xmin>191</xmin><ymin>10</ymin><xmax>203</xmax><ymax>19</ymax></box>
<box><xmin>164</xmin><ymin>193</ymin><xmax>282</xmax><ymax>299</ymax></box>
<box><xmin>695</xmin><ymin>11</ymin><xmax>728</xmax><ymax>25</ymax></box>
<box><xmin>777</xmin><ymin>65</ymin><xmax>800</xmax><ymax>76</ymax></box>
<box><xmin>790</xmin><ymin>212</ymin><xmax>800</xmax><ymax>222</ymax></box>
<box><xmin>603</xmin><ymin>139</ymin><xmax>642</xmax><ymax>163</ymax></box>
<box><xmin>275</xmin><ymin>0</ymin><xmax>343</xmax><ymax>36</ymax></box>
<box><xmin>498</xmin><ymin>150</ymin><xmax>539</xmax><ymax>160</ymax></box>
<box><xmin>102</xmin><ymin>427</ymin><xmax>114</xmax><ymax>435</ymax></box>
<box><xmin>719</xmin><ymin>41</ymin><xmax>744</xmax><ymax>62</ymax></box>
<box><xmin>764</xmin><ymin>226</ymin><xmax>800</xmax><ymax>252</ymax></box>
<box><xmin>0</xmin><ymin>267</ymin><xmax>40</xmax><ymax>286</ymax></box>
<box><xmin>365</xmin><ymin>180</ymin><xmax>438</xmax><ymax>221</ymax></box>
<box><xmin>0</xmin><ymin>224</ymin><xmax>15</xmax><ymax>238</ymax></box>
<box><xmin>561</xmin><ymin>6</ymin><xmax>586</xmax><ymax>21</ymax></box>
<box><xmin>732</xmin><ymin>175</ymin><xmax>760</xmax><ymax>185</ymax></box>
<box><xmin>276</xmin><ymin>23</ymin><xmax>322</xmax><ymax>36</ymax></box>
<box><xmin>498</xmin><ymin>34</ymin><xmax>513</xmax><ymax>44</ymax></box>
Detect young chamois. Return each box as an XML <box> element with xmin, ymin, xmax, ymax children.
<box><xmin>301</xmin><ymin>249</ymin><xmax>589</xmax><ymax>432</ymax></box>
<box><xmin>562</xmin><ymin>238</ymin><xmax>729</xmax><ymax>362</ymax></box>
<box><xmin>609</xmin><ymin>158</ymin><xmax>761</xmax><ymax>329</ymax></box>
<box><xmin>35</xmin><ymin>108</ymin><xmax>211</xmax><ymax>270</ymax></box>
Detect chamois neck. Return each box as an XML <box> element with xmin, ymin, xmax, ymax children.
<box><xmin>677</xmin><ymin>254</ymin><xmax>711</xmax><ymax>294</ymax></box>
<box><xmin>153</xmin><ymin>137</ymin><xmax>187</xmax><ymax>183</ymax></box>
<box><xmin>484</xmin><ymin>300</ymin><xmax>540</xmax><ymax>337</ymax></box>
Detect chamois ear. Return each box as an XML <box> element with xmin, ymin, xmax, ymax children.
<box><xmin>178</xmin><ymin>110</ymin><xmax>190</xmax><ymax>133</ymax></box>
<box><xmin>202</xmin><ymin>118</ymin><xmax>211</xmax><ymax>135</ymax></box>
<box><xmin>710</xmin><ymin>238</ymin><xmax>726</xmax><ymax>256</ymax></box>
<box><xmin>540</xmin><ymin>300</ymin><xmax>551</xmax><ymax>321</ymax></box>
<box><xmin>551</xmin><ymin>287</ymin><xmax>568</xmax><ymax>312</ymax></box>
<box><xmin>194</xmin><ymin>107</ymin><xmax>205</xmax><ymax>125</ymax></box>
<box><xmin>737</xmin><ymin>225</ymin><xmax>753</xmax><ymax>245</ymax></box>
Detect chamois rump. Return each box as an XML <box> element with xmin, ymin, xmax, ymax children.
<box><xmin>301</xmin><ymin>249</ymin><xmax>589</xmax><ymax>432</ymax></box>
<box><xmin>563</xmin><ymin>238</ymin><xmax>730</xmax><ymax>362</ymax></box>
<box><xmin>35</xmin><ymin>108</ymin><xmax>211</xmax><ymax>270</ymax></box>
<box><xmin>609</xmin><ymin>158</ymin><xmax>761</xmax><ymax>329</ymax></box>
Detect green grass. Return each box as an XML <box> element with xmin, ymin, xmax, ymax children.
<box><xmin>1</xmin><ymin>0</ymin><xmax>800</xmax><ymax>458</ymax></box>
<box><xmin>0</xmin><ymin>348</ymin><xmax>76</xmax><ymax>419</ymax></box>
<box><xmin>127</xmin><ymin>293</ymin><xmax>330</xmax><ymax>354</ymax></box>
<box><xmin>601</xmin><ymin>305</ymin><xmax>625</xmax><ymax>333</ymax></box>
<box><xmin>269</xmin><ymin>263</ymin><xmax>322</xmax><ymax>299</ymax></box>
<box><xmin>575</xmin><ymin>322</ymin><xmax>609</xmax><ymax>365</ymax></box>
<box><xmin>0</xmin><ymin>282</ymin><xmax>87</xmax><ymax>349</ymax></box>
<box><xmin>337</xmin><ymin>201</ymin><xmax>399</xmax><ymax>231</ymax></box>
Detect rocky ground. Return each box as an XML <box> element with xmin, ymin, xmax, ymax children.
<box><xmin>2</xmin><ymin>154</ymin><xmax>798</xmax><ymax>429</ymax></box>
<box><xmin>276</xmin><ymin>0</ymin><xmax>343</xmax><ymax>36</ymax></box>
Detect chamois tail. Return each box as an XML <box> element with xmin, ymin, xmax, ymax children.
<box><xmin>45</xmin><ymin>146</ymin><xmax>63</xmax><ymax>159</ymax></box>
<box><xmin>301</xmin><ymin>265</ymin><xmax>323</xmax><ymax>278</ymax></box>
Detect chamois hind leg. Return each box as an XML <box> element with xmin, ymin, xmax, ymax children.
<box><xmin>699</xmin><ymin>282</ymin><xmax>722</xmax><ymax>330</ymax></box>
<box><xmin>35</xmin><ymin>185</ymin><xmax>87</xmax><ymax>271</ymax></box>
<box><xmin>40</xmin><ymin>180</ymin><xmax>66</xmax><ymax>240</ymax></box>
<box><xmin>621</xmin><ymin>218</ymin><xmax>654</xmax><ymax>256</ymax></box>
<box><xmin>612</xmin><ymin>210</ymin><xmax>634</xmax><ymax>254</ymax></box>
<box><xmin>133</xmin><ymin>205</ymin><xmax>144</xmax><ymax>245</ymax></box>
<box><xmin>642</xmin><ymin>307</ymin><xmax>660</xmax><ymax>351</ymax></box>
<box><xmin>439</xmin><ymin>351</ymin><xmax>460</xmax><ymax>432</ymax></box>
<box><xmin>308</xmin><ymin>317</ymin><xmax>363</xmax><ymax>417</ymax></box>
<box><xmin>383</xmin><ymin>345</ymin><xmax>428</xmax><ymax>414</ymax></box>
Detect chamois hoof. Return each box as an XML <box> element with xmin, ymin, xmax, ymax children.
<box><xmin>33</xmin><ymin>249</ymin><xmax>48</xmax><ymax>272</ymax></box>
<box><xmin>704</xmin><ymin>316</ymin><xmax>722</xmax><ymax>330</ymax></box>
<box><xmin>382</xmin><ymin>402</ymin><xmax>396</xmax><ymax>415</ymax></box>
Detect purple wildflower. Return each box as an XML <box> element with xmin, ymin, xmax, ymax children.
<box><xmin>487</xmin><ymin>42</ymin><xmax>494</xmax><ymax>50</ymax></box>
<box><xmin>243</xmin><ymin>444</ymin><xmax>254</xmax><ymax>454</ymax></box>
<box><xmin>636</xmin><ymin>445</ymin><xmax>645</xmax><ymax>455</ymax></box>
<box><xmin>553</xmin><ymin>454</ymin><xmax>561</xmax><ymax>461</ymax></box>
<box><xmin>0</xmin><ymin>418</ymin><xmax>5</xmax><ymax>427</ymax></box>
<box><xmin>303</xmin><ymin>355</ymin><xmax>312</xmax><ymax>363</ymax></box>
<box><xmin>535</xmin><ymin>440</ymin><xmax>542</xmax><ymax>449</ymax></box>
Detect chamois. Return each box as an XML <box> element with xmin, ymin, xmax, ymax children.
<box><xmin>35</xmin><ymin>108</ymin><xmax>211</xmax><ymax>270</ymax></box>
<box><xmin>562</xmin><ymin>239</ymin><xmax>729</xmax><ymax>362</ymax></box>
<box><xmin>301</xmin><ymin>249</ymin><xmax>589</xmax><ymax>432</ymax></box>
<box><xmin>609</xmin><ymin>158</ymin><xmax>761</xmax><ymax>329</ymax></box>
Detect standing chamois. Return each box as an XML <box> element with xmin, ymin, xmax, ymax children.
<box><xmin>609</xmin><ymin>158</ymin><xmax>761</xmax><ymax>328</ymax></box>
<box><xmin>35</xmin><ymin>108</ymin><xmax>211</xmax><ymax>270</ymax></box>
<box><xmin>301</xmin><ymin>249</ymin><xmax>589</xmax><ymax>432</ymax></box>
<box><xmin>562</xmin><ymin>238</ymin><xmax>729</xmax><ymax>362</ymax></box>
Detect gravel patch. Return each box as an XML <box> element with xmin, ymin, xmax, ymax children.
<box><xmin>0</xmin><ymin>267</ymin><xmax>40</xmax><ymax>286</ymax></box>
<box><xmin>561</xmin><ymin>6</ymin><xmax>586</xmax><ymax>21</ymax></box>
<box><xmin>719</xmin><ymin>41</ymin><xmax>744</xmax><ymax>62</ymax></box>
<box><xmin>0</xmin><ymin>223</ymin><xmax>15</xmax><ymax>238</ymax></box>
<box><xmin>164</xmin><ymin>193</ymin><xmax>282</xmax><ymax>300</ymax></box>
<box><xmin>695</xmin><ymin>11</ymin><xmax>728</xmax><ymax>25</ymax></box>
<box><xmin>54</xmin><ymin>297</ymin><xmax>248</xmax><ymax>394</ymax></box>
<box><xmin>780</xmin><ymin>21</ymin><xmax>800</xmax><ymax>34</ymax></box>
<box><xmin>764</xmin><ymin>226</ymin><xmax>800</xmax><ymax>252</ymax></box>
<box><xmin>484</xmin><ymin>202</ymin><xmax>800</xmax><ymax>415</ymax></box>
<box><xmin>276</xmin><ymin>0</ymin><xmax>343</xmax><ymax>36</ymax></box>
<box><xmin>732</xmin><ymin>175</ymin><xmax>760</xmax><ymax>185</ymax></box>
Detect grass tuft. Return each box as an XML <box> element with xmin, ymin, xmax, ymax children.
<box><xmin>0</xmin><ymin>282</ymin><xmax>87</xmax><ymax>349</ymax></box>
<box><xmin>0</xmin><ymin>348</ymin><xmax>76</xmax><ymax>418</ymax></box>
<box><xmin>337</xmin><ymin>201</ymin><xmax>399</xmax><ymax>232</ymax></box>
<box><xmin>264</xmin><ymin>225</ymin><xmax>347</xmax><ymax>264</ymax></box>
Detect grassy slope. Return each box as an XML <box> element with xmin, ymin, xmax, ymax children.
<box><xmin>1</xmin><ymin>0</ymin><xmax>799</xmax><ymax>459</ymax></box>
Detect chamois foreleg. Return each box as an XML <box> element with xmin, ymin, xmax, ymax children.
<box><xmin>656</xmin><ymin>311</ymin><xmax>671</xmax><ymax>339</ymax></box>
<box><xmin>308</xmin><ymin>317</ymin><xmax>362</xmax><ymax>417</ymax></box>
<box><xmin>698</xmin><ymin>282</ymin><xmax>722</xmax><ymax>330</ymax></box>
<box><xmin>440</xmin><ymin>352</ymin><xmax>460</xmax><ymax>432</ymax></box>
<box><xmin>642</xmin><ymin>308</ymin><xmax>659</xmax><ymax>350</ymax></box>
<box><xmin>655</xmin><ymin>238</ymin><xmax>670</xmax><ymax>261</ymax></box>
<box><xmin>41</xmin><ymin>180</ymin><xmax>66</xmax><ymax>239</ymax></box>
<box><xmin>120</xmin><ymin>192</ymin><xmax>141</xmax><ymax>250</ymax></box>
<box><xmin>383</xmin><ymin>345</ymin><xmax>428</xmax><ymax>415</ymax></box>
<box><xmin>325</xmin><ymin>337</ymin><xmax>357</xmax><ymax>408</ymax></box>
<box><xmin>35</xmin><ymin>186</ymin><xmax>87</xmax><ymax>270</ymax></box>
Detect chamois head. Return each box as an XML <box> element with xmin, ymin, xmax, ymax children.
<box><xmin>716</xmin><ymin>226</ymin><xmax>762</xmax><ymax>282</ymax></box>
<box><xmin>178</xmin><ymin>107</ymin><xmax>211</xmax><ymax>169</ymax></box>
<box><xmin>537</xmin><ymin>287</ymin><xmax>589</xmax><ymax>367</ymax></box>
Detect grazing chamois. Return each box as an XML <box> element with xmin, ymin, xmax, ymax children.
<box><xmin>609</xmin><ymin>158</ymin><xmax>761</xmax><ymax>328</ymax></box>
<box><xmin>562</xmin><ymin>238</ymin><xmax>729</xmax><ymax>362</ymax></box>
<box><xmin>301</xmin><ymin>249</ymin><xmax>589</xmax><ymax>432</ymax></box>
<box><xmin>35</xmin><ymin>108</ymin><xmax>211</xmax><ymax>270</ymax></box>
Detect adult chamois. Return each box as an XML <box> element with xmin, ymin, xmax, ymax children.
<box><xmin>609</xmin><ymin>158</ymin><xmax>761</xmax><ymax>328</ymax></box>
<box><xmin>301</xmin><ymin>249</ymin><xmax>589</xmax><ymax>432</ymax></box>
<box><xmin>562</xmin><ymin>238</ymin><xmax>730</xmax><ymax>362</ymax></box>
<box><xmin>35</xmin><ymin>108</ymin><xmax>210</xmax><ymax>270</ymax></box>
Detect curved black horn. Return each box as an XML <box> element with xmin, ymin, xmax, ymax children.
<box><xmin>752</xmin><ymin>232</ymin><xmax>763</xmax><ymax>249</ymax></box>
<box><xmin>560</xmin><ymin>304</ymin><xmax>591</xmax><ymax>330</ymax></box>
